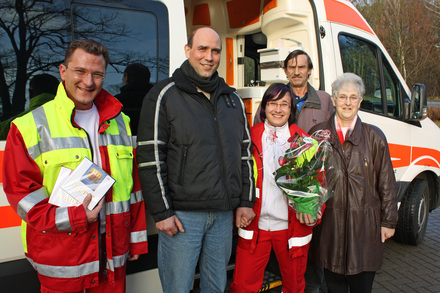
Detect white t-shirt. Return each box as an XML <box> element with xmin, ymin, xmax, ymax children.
<box><xmin>74</xmin><ymin>104</ymin><xmax>101</xmax><ymax>167</ymax></box>
<box><xmin>74</xmin><ymin>104</ymin><xmax>105</xmax><ymax>233</ymax></box>
<box><xmin>259</xmin><ymin>121</ymin><xmax>291</xmax><ymax>231</ymax></box>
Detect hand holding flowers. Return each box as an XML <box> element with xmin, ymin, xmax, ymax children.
<box><xmin>275</xmin><ymin>130</ymin><xmax>338</xmax><ymax>221</ymax></box>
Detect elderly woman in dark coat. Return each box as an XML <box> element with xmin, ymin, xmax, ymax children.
<box><xmin>309</xmin><ymin>72</ymin><xmax>398</xmax><ymax>293</ymax></box>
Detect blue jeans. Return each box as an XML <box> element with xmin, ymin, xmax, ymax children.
<box><xmin>158</xmin><ymin>210</ymin><xmax>233</xmax><ymax>293</ymax></box>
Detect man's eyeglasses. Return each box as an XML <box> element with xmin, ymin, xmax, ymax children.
<box><xmin>336</xmin><ymin>95</ymin><xmax>360</xmax><ymax>103</ymax></box>
<box><xmin>65</xmin><ymin>66</ymin><xmax>105</xmax><ymax>81</ymax></box>
<box><xmin>267</xmin><ymin>101</ymin><xmax>291</xmax><ymax>110</ymax></box>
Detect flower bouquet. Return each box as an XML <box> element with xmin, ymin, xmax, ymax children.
<box><xmin>275</xmin><ymin>129</ymin><xmax>337</xmax><ymax>220</ymax></box>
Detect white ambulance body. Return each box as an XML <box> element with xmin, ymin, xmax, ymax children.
<box><xmin>1</xmin><ymin>0</ymin><xmax>439</xmax><ymax>291</ymax></box>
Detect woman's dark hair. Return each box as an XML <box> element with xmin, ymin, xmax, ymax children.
<box><xmin>259</xmin><ymin>83</ymin><xmax>297</xmax><ymax>125</ymax></box>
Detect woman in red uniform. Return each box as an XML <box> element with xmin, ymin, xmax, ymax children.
<box><xmin>231</xmin><ymin>83</ymin><xmax>322</xmax><ymax>293</ymax></box>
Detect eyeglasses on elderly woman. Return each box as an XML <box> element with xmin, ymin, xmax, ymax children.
<box><xmin>336</xmin><ymin>95</ymin><xmax>360</xmax><ymax>103</ymax></box>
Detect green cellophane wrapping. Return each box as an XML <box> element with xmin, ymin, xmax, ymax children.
<box><xmin>275</xmin><ymin>132</ymin><xmax>334</xmax><ymax>220</ymax></box>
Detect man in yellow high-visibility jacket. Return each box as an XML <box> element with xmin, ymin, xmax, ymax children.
<box><xmin>3</xmin><ymin>39</ymin><xmax>148</xmax><ymax>293</ymax></box>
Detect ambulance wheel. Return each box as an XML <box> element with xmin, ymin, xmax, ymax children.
<box><xmin>395</xmin><ymin>178</ymin><xmax>429</xmax><ymax>246</ymax></box>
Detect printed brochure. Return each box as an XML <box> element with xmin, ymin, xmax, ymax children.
<box><xmin>49</xmin><ymin>166</ymin><xmax>80</xmax><ymax>207</ymax></box>
<box><xmin>50</xmin><ymin>158</ymin><xmax>115</xmax><ymax>209</ymax></box>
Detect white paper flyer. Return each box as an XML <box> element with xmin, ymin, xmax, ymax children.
<box><xmin>61</xmin><ymin>158</ymin><xmax>115</xmax><ymax>210</ymax></box>
<box><xmin>49</xmin><ymin>167</ymin><xmax>80</xmax><ymax>207</ymax></box>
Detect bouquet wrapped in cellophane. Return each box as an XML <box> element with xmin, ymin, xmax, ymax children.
<box><xmin>275</xmin><ymin>130</ymin><xmax>338</xmax><ymax>220</ymax></box>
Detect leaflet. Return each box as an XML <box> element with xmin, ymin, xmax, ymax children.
<box><xmin>49</xmin><ymin>166</ymin><xmax>80</xmax><ymax>207</ymax></box>
<box><xmin>60</xmin><ymin>158</ymin><xmax>115</xmax><ymax>210</ymax></box>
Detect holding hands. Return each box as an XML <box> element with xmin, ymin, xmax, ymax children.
<box><xmin>235</xmin><ymin>207</ymin><xmax>256</xmax><ymax>228</ymax></box>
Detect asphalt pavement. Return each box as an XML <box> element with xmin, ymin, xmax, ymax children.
<box><xmin>259</xmin><ymin>208</ymin><xmax>440</xmax><ymax>293</ymax></box>
<box><xmin>373</xmin><ymin>208</ymin><xmax>440</xmax><ymax>292</ymax></box>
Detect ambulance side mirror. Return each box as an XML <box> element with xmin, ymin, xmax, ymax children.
<box><xmin>409</xmin><ymin>83</ymin><xmax>427</xmax><ymax>120</ymax></box>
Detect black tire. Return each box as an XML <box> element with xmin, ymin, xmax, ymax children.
<box><xmin>394</xmin><ymin>178</ymin><xmax>429</xmax><ymax>245</ymax></box>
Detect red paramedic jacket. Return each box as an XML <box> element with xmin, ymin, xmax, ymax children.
<box><xmin>3</xmin><ymin>84</ymin><xmax>148</xmax><ymax>291</ymax></box>
<box><xmin>237</xmin><ymin>122</ymin><xmax>323</xmax><ymax>282</ymax></box>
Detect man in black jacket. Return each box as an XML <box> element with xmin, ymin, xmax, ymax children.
<box><xmin>136</xmin><ymin>27</ymin><xmax>256</xmax><ymax>293</ymax></box>
<box><xmin>115</xmin><ymin>63</ymin><xmax>151</xmax><ymax>135</ymax></box>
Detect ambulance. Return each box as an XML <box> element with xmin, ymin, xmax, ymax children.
<box><xmin>1</xmin><ymin>0</ymin><xmax>439</xmax><ymax>291</ymax></box>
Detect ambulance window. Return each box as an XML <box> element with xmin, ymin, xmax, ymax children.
<box><xmin>71</xmin><ymin>3</ymin><xmax>169</xmax><ymax>96</ymax></box>
<box><xmin>244</xmin><ymin>56</ymin><xmax>259</xmax><ymax>86</ymax></box>
<box><xmin>382</xmin><ymin>56</ymin><xmax>402</xmax><ymax>118</ymax></box>
<box><xmin>0</xmin><ymin>0</ymin><xmax>168</xmax><ymax>137</ymax></box>
<box><xmin>338</xmin><ymin>34</ymin><xmax>383</xmax><ymax>115</ymax></box>
<box><xmin>244</xmin><ymin>33</ymin><xmax>265</xmax><ymax>86</ymax></box>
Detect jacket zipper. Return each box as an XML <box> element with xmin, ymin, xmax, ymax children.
<box><xmin>203</xmin><ymin>93</ymin><xmax>231</xmax><ymax>209</ymax></box>
<box><xmin>337</xmin><ymin>144</ymin><xmax>350</xmax><ymax>275</ymax></box>
<box><xmin>178</xmin><ymin>145</ymin><xmax>188</xmax><ymax>185</ymax></box>
<box><xmin>364</xmin><ymin>158</ymin><xmax>370</xmax><ymax>186</ymax></box>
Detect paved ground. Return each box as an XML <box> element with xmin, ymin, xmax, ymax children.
<box><xmin>373</xmin><ymin>208</ymin><xmax>440</xmax><ymax>293</ymax></box>
<box><xmin>259</xmin><ymin>208</ymin><xmax>440</xmax><ymax>293</ymax></box>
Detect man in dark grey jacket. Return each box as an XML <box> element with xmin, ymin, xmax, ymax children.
<box><xmin>283</xmin><ymin>49</ymin><xmax>334</xmax><ymax>133</ymax></box>
<box><xmin>136</xmin><ymin>27</ymin><xmax>255</xmax><ymax>293</ymax></box>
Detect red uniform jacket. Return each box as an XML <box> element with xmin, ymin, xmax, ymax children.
<box><xmin>237</xmin><ymin>122</ymin><xmax>322</xmax><ymax>264</ymax></box>
<box><xmin>3</xmin><ymin>84</ymin><xmax>148</xmax><ymax>291</ymax></box>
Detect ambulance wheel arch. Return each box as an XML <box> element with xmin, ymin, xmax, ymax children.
<box><xmin>394</xmin><ymin>173</ymin><xmax>436</xmax><ymax>245</ymax></box>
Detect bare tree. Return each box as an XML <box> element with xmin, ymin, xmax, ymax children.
<box><xmin>0</xmin><ymin>0</ymin><xmax>168</xmax><ymax>119</ymax></box>
<box><xmin>0</xmin><ymin>0</ymin><xmax>72</xmax><ymax>117</ymax></box>
<box><xmin>354</xmin><ymin>0</ymin><xmax>440</xmax><ymax>97</ymax></box>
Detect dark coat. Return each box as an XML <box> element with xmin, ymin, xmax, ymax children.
<box><xmin>309</xmin><ymin>114</ymin><xmax>398</xmax><ymax>275</ymax></box>
<box><xmin>136</xmin><ymin>67</ymin><xmax>255</xmax><ymax>222</ymax></box>
<box><xmin>115</xmin><ymin>82</ymin><xmax>151</xmax><ymax>134</ymax></box>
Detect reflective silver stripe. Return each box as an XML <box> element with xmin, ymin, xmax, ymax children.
<box><xmin>26</xmin><ymin>257</ymin><xmax>37</xmax><ymax>270</ymax></box>
<box><xmin>28</xmin><ymin>257</ymin><xmax>99</xmax><ymax>278</ymax></box>
<box><xmin>288</xmin><ymin>233</ymin><xmax>313</xmax><ymax>249</ymax></box>
<box><xmin>130</xmin><ymin>190</ymin><xmax>143</xmax><ymax>204</ymax></box>
<box><xmin>115</xmin><ymin>114</ymin><xmax>130</xmax><ymax>138</ymax></box>
<box><xmin>137</xmin><ymin>139</ymin><xmax>166</xmax><ymax>146</ymax></box>
<box><xmin>132</xmin><ymin>136</ymin><xmax>137</xmax><ymax>148</ymax></box>
<box><xmin>55</xmin><ymin>207</ymin><xmax>72</xmax><ymax>231</ymax></box>
<box><xmin>100</xmin><ymin>133</ymin><xmax>129</xmax><ymax>147</ymax></box>
<box><xmin>105</xmin><ymin>190</ymin><xmax>143</xmax><ymax>215</ymax></box>
<box><xmin>107</xmin><ymin>252</ymin><xmax>129</xmax><ymax>271</ymax></box>
<box><xmin>241</xmin><ymin>156</ymin><xmax>252</xmax><ymax>160</ymax></box>
<box><xmin>100</xmin><ymin>133</ymin><xmax>132</xmax><ymax>147</ymax></box>
<box><xmin>107</xmin><ymin>200</ymin><xmax>130</xmax><ymax>215</ymax></box>
<box><xmin>238</xmin><ymin>228</ymin><xmax>254</xmax><ymax>240</ymax></box>
<box><xmin>17</xmin><ymin>187</ymin><xmax>48</xmax><ymax>220</ymax></box>
<box><xmin>152</xmin><ymin>82</ymin><xmax>175</xmax><ymax>210</ymax></box>
<box><xmin>98</xmin><ymin>115</ymin><xmax>131</xmax><ymax>147</ymax></box>
<box><xmin>131</xmin><ymin>230</ymin><xmax>148</xmax><ymax>244</ymax></box>
<box><xmin>32</xmin><ymin>106</ymin><xmax>51</xmax><ymax>138</ymax></box>
<box><xmin>29</xmin><ymin>107</ymin><xmax>89</xmax><ymax>160</ymax></box>
<box><xmin>28</xmin><ymin>137</ymin><xmax>88</xmax><ymax>161</ymax></box>
<box><xmin>235</xmin><ymin>92</ymin><xmax>254</xmax><ymax>202</ymax></box>
<box><xmin>27</xmin><ymin>144</ymin><xmax>42</xmax><ymax>161</ymax></box>
<box><xmin>138</xmin><ymin>160</ymin><xmax>164</xmax><ymax>168</ymax></box>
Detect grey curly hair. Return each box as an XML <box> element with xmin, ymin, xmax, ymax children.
<box><xmin>331</xmin><ymin>72</ymin><xmax>365</xmax><ymax>99</ymax></box>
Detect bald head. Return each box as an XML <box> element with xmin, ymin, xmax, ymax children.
<box><xmin>187</xmin><ymin>27</ymin><xmax>222</xmax><ymax>49</ymax></box>
<box><xmin>185</xmin><ymin>27</ymin><xmax>222</xmax><ymax>79</ymax></box>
